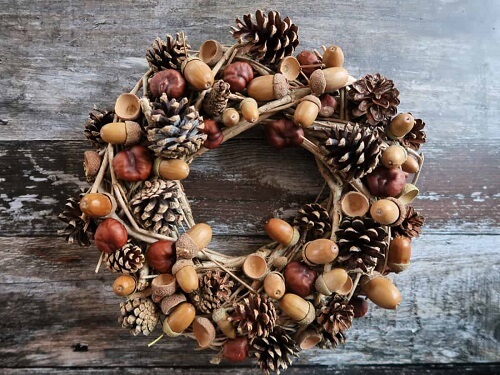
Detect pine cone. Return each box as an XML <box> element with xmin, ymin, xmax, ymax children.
<box><xmin>129</xmin><ymin>178</ymin><xmax>183</xmax><ymax>236</ymax></box>
<box><xmin>119</xmin><ymin>298</ymin><xmax>159</xmax><ymax>336</ymax></box>
<box><xmin>146</xmin><ymin>33</ymin><xmax>190</xmax><ymax>72</ymax></box>
<box><xmin>231</xmin><ymin>10</ymin><xmax>299</xmax><ymax>65</ymax></box>
<box><xmin>347</xmin><ymin>73</ymin><xmax>400</xmax><ymax>128</ymax></box>
<box><xmin>316</xmin><ymin>294</ymin><xmax>354</xmax><ymax>336</ymax></box>
<box><xmin>321</xmin><ymin>123</ymin><xmax>383</xmax><ymax>181</ymax></box>
<box><xmin>231</xmin><ymin>294</ymin><xmax>277</xmax><ymax>338</ymax></box>
<box><xmin>317</xmin><ymin>330</ymin><xmax>346</xmax><ymax>349</ymax></box>
<box><xmin>202</xmin><ymin>80</ymin><xmax>231</xmax><ymax>118</ymax></box>
<box><xmin>401</xmin><ymin>117</ymin><xmax>426</xmax><ymax>151</ymax></box>
<box><xmin>294</xmin><ymin>203</ymin><xmax>331</xmax><ymax>240</ymax></box>
<box><xmin>84</xmin><ymin>108</ymin><xmax>115</xmax><ymax>149</ymax></box>
<box><xmin>250</xmin><ymin>327</ymin><xmax>299</xmax><ymax>375</ymax></box>
<box><xmin>335</xmin><ymin>216</ymin><xmax>388</xmax><ymax>273</ymax></box>
<box><xmin>190</xmin><ymin>270</ymin><xmax>234</xmax><ymax>314</ymax></box>
<box><xmin>392</xmin><ymin>205</ymin><xmax>424</xmax><ymax>239</ymax></box>
<box><xmin>58</xmin><ymin>192</ymin><xmax>97</xmax><ymax>246</ymax></box>
<box><xmin>104</xmin><ymin>241</ymin><xmax>145</xmax><ymax>274</ymax></box>
<box><xmin>144</xmin><ymin>94</ymin><xmax>207</xmax><ymax>158</ymax></box>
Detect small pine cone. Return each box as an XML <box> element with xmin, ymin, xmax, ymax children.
<box><xmin>231</xmin><ymin>10</ymin><xmax>299</xmax><ymax>65</ymax></box>
<box><xmin>316</xmin><ymin>294</ymin><xmax>354</xmax><ymax>336</ymax></box>
<box><xmin>119</xmin><ymin>298</ymin><xmax>159</xmax><ymax>336</ymax></box>
<box><xmin>58</xmin><ymin>192</ymin><xmax>98</xmax><ymax>247</ymax></box>
<box><xmin>347</xmin><ymin>73</ymin><xmax>400</xmax><ymax>128</ymax></box>
<box><xmin>129</xmin><ymin>178</ymin><xmax>183</xmax><ymax>236</ymax></box>
<box><xmin>231</xmin><ymin>294</ymin><xmax>277</xmax><ymax>339</ymax></box>
<box><xmin>190</xmin><ymin>270</ymin><xmax>235</xmax><ymax>314</ymax></box>
<box><xmin>250</xmin><ymin>327</ymin><xmax>299</xmax><ymax>375</ymax></box>
<box><xmin>392</xmin><ymin>206</ymin><xmax>424</xmax><ymax>239</ymax></box>
<box><xmin>317</xmin><ymin>330</ymin><xmax>346</xmax><ymax>349</ymax></box>
<box><xmin>335</xmin><ymin>216</ymin><xmax>388</xmax><ymax>273</ymax></box>
<box><xmin>202</xmin><ymin>80</ymin><xmax>231</xmax><ymax>118</ymax></box>
<box><xmin>321</xmin><ymin>123</ymin><xmax>383</xmax><ymax>181</ymax></box>
<box><xmin>401</xmin><ymin>117</ymin><xmax>426</xmax><ymax>151</ymax></box>
<box><xmin>146</xmin><ymin>33</ymin><xmax>190</xmax><ymax>72</ymax></box>
<box><xmin>294</xmin><ymin>203</ymin><xmax>331</xmax><ymax>240</ymax></box>
<box><xmin>104</xmin><ymin>241</ymin><xmax>145</xmax><ymax>274</ymax></box>
<box><xmin>84</xmin><ymin>108</ymin><xmax>115</xmax><ymax>149</ymax></box>
<box><xmin>144</xmin><ymin>94</ymin><xmax>207</xmax><ymax>159</ymax></box>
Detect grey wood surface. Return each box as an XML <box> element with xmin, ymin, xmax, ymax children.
<box><xmin>0</xmin><ymin>0</ymin><xmax>499</xmax><ymax>374</ymax></box>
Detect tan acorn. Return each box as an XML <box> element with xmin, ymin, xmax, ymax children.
<box><xmin>199</xmin><ymin>40</ymin><xmax>225</xmax><ymax>67</ymax></box>
<box><xmin>402</xmin><ymin>156</ymin><xmax>419</xmax><ymax>174</ymax></box>
<box><xmin>263</xmin><ymin>272</ymin><xmax>286</xmax><ymax>300</ymax></box>
<box><xmin>187</xmin><ymin>223</ymin><xmax>212</xmax><ymax>250</ymax></box>
<box><xmin>181</xmin><ymin>57</ymin><xmax>214</xmax><ymax>91</ymax></box>
<box><xmin>240</xmin><ymin>98</ymin><xmax>259</xmax><ymax>123</ymax></box>
<box><xmin>247</xmin><ymin>74</ymin><xmax>289</xmax><ymax>102</ymax></box>
<box><xmin>310</xmin><ymin>67</ymin><xmax>349</xmax><ymax>95</ymax></box>
<box><xmin>112</xmin><ymin>275</ymin><xmax>137</xmax><ymax>296</ymax></box>
<box><xmin>163</xmin><ymin>302</ymin><xmax>196</xmax><ymax>337</ymax></box>
<box><xmin>302</xmin><ymin>238</ymin><xmax>339</xmax><ymax>265</ymax></box>
<box><xmin>264</xmin><ymin>218</ymin><xmax>299</xmax><ymax>246</ymax></box>
<box><xmin>382</xmin><ymin>145</ymin><xmax>408</xmax><ymax>169</ymax></box>
<box><xmin>160</xmin><ymin>293</ymin><xmax>187</xmax><ymax>315</ymax></box>
<box><xmin>100</xmin><ymin>121</ymin><xmax>142</xmax><ymax>146</ymax></box>
<box><xmin>315</xmin><ymin>268</ymin><xmax>352</xmax><ymax>296</ymax></box>
<box><xmin>388</xmin><ymin>236</ymin><xmax>412</xmax><ymax>272</ymax></box>
<box><xmin>322</xmin><ymin>45</ymin><xmax>344</xmax><ymax>68</ymax></box>
<box><xmin>362</xmin><ymin>274</ymin><xmax>402</xmax><ymax>309</ymax></box>
<box><xmin>278</xmin><ymin>56</ymin><xmax>301</xmax><ymax>81</ymax></box>
<box><xmin>83</xmin><ymin>150</ymin><xmax>101</xmax><ymax>180</ymax></box>
<box><xmin>79</xmin><ymin>192</ymin><xmax>116</xmax><ymax>217</ymax></box>
<box><xmin>242</xmin><ymin>253</ymin><xmax>268</xmax><ymax>280</ymax></box>
<box><xmin>212</xmin><ymin>308</ymin><xmax>236</xmax><ymax>339</ymax></box>
<box><xmin>279</xmin><ymin>293</ymin><xmax>316</xmax><ymax>325</ymax></box>
<box><xmin>115</xmin><ymin>93</ymin><xmax>141</xmax><ymax>121</ymax></box>
<box><xmin>151</xmin><ymin>274</ymin><xmax>177</xmax><ymax>303</ymax></box>
<box><xmin>172</xmin><ymin>259</ymin><xmax>199</xmax><ymax>293</ymax></box>
<box><xmin>153</xmin><ymin>158</ymin><xmax>190</xmax><ymax>180</ymax></box>
<box><xmin>293</xmin><ymin>95</ymin><xmax>321</xmax><ymax>128</ymax></box>
<box><xmin>222</xmin><ymin>108</ymin><xmax>240</xmax><ymax>127</ymax></box>
<box><xmin>388</xmin><ymin>113</ymin><xmax>415</xmax><ymax>138</ymax></box>
<box><xmin>370</xmin><ymin>198</ymin><xmax>404</xmax><ymax>226</ymax></box>
<box><xmin>340</xmin><ymin>191</ymin><xmax>370</xmax><ymax>217</ymax></box>
<box><xmin>193</xmin><ymin>316</ymin><xmax>216</xmax><ymax>348</ymax></box>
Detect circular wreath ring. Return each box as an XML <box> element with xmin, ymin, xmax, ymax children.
<box><xmin>59</xmin><ymin>9</ymin><xmax>426</xmax><ymax>375</ymax></box>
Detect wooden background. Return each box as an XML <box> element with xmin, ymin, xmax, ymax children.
<box><xmin>1</xmin><ymin>0</ymin><xmax>499</xmax><ymax>373</ymax></box>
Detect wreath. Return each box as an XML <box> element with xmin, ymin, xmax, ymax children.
<box><xmin>59</xmin><ymin>9</ymin><xmax>426</xmax><ymax>375</ymax></box>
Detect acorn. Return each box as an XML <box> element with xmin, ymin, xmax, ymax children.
<box><xmin>112</xmin><ymin>275</ymin><xmax>137</xmax><ymax>297</ymax></box>
<box><xmin>222</xmin><ymin>108</ymin><xmax>240</xmax><ymax>127</ymax></box>
<box><xmin>100</xmin><ymin>121</ymin><xmax>142</xmax><ymax>146</ymax></box>
<box><xmin>322</xmin><ymin>45</ymin><xmax>344</xmax><ymax>68</ymax></box>
<box><xmin>293</xmin><ymin>95</ymin><xmax>321</xmax><ymax>128</ymax></box>
<box><xmin>397</xmin><ymin>183</ymin><xmax>420</xmax><ymax>205</ymax></box>
<box><xmin>187</xmin><ymin>223</ymin><xmax>212</xmax><ymax>250</ymax></box>
<box><xmin>302</xmin><ymin>238</ymin><xmax>339</xmax><ymax>266</ymax></box>
<box><xmin>115</xmin><ymin>93</ymin><xmax>141</xmax><ymax>120</ymax></box>
<box><xmin>83</xmin><ymin>150</ymin><xmax>101</xmax><ymax>180</ymax></box>
<box><xmin>212</xmin><ymin>308</ymin><xmax>236</xmax><ymax>339</ymax></box>
<box><xmin>361</xmin><ymin>274</ymin><xmax>402</xmax><ymax>309</ymax></box>
<box><xmin>199</xmin><ymin>39</ymin><xmax>225</xmax><ymax>67</ymax></box>
<box><xmin>340</xmin><ymin>191</ymin><xmax>370</xmax><ymax>217</ymax></box>
<box><xmin>263</xmin><ymin>272</ymin><xmax>286</xmax><ymax>300</ymax></box>
<box><xmin>315</xmin><ymin>268</ymin><xmax>353</xmax><ymax>296</ymax></box>
<box><xmin>154</xmin><ymin>158</ymin><xmax>190</xmax><ymax>181</ymax></box>
<box><xmin>370</xmin><ymin>198</ymin><xmax>405</xmax><ymax>226</ymax></box>
<box><xmin>242</xmin><ymin>253</ymin><xmax>268</xmax><ymax>280</ymax></box>
<box><xmin>163</xmin><ymin>302</ymin><xmax>196</xmax><ymax>337</ymax></box>
<box><xmin>388</xmin><ymin>236</ymin><xmax>412</xmax><ymax>272</ymax></box>
<box><xmin>79</xmin><ymin>192</ymin><xmax>116</xmax><ymax>218</ymax></box>
<box><xmin>402</xmin><ymin>155</ymin><xmax>419</xmax><ymax>174</ymax></box>
<box><xmin>172</xmin><ymin>259</ymin><xmax>199</xmax><ymax>293</ymax></box>
<box><xmin>246</xmin><ymin>73</ymin><xmax>289</xmax><ymax>102</ymax></box>
<box><xmin>388</xmin><ymin>113</ymin><xmax>415</xmax><ymax>138</ymax></box>
<box><xmin>160</xmin><ymin>293</ymin><xmax>187</xmax><ymax>315</ymax></box>
<box><xmin>279</xmin><ymin>293</ymin><xmax>315</xmax><ymax>325</ymax></box>
<box><xmin>181</xmin><ymin>57</ymin><xmax>214</xmax><ymax>91</ymax></box>
<box><xmin>278</xmin><ymin>56</ymin><xmax>301</xmax><ymax>81</ymax></box>
<box><xmin>193</xmin><ymin>316</ymin><xmax>216</xmax><ymax>348</ymax></box>
<box><xmin>264</xmin><ymin>218</ymin><xmax>300</xmax><ymax>246</ymax></box>
<box><xmin>151</xmin><ymin>273</ymin><xmax>177</xmax><ymax>303</ymax></box>
<box><xmin>381</xmin><ymin>145</ymin><xmax>408</xmax><ymax>169</ymax></box>
<box><xmin>309</xmin><ymin>67</ymin><xmax>349</xmax><ymax>95</ymax></box>
<box><xmin>240</xmin><ymin>98</ymin><xmax>259</xmax><ymax>123</ymax></box>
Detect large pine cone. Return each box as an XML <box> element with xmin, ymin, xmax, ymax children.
<box><xmin>104</xmin><ymin>241</ymin><xmax>145</xmax><ymax>274</ymax></box>
<box><xmin>321</xmin><ymin>123</ymin><xmax>383</xmax><ymax>181</ymax></box>
<box><xmin>347</xmin><ymin>73</ymin><xmax>400</xmax><ymax>128</ymax></box>
<box><xmin>190</xmin><ymin>270</ymin><xmax>234</xmax><ymax>314</ymax></box>
<box><xmin>58</xmin><ymin>192</ymin><xmax>97</xmax><ymax>247</ymax></box>
<box><xmin>316</xmin><ymin>294</ymin><xmax>354</xmax><ymax>336</ymax></box>
<box><xmin>231</xmin><ymin>10</ymin><xmax>299</xmax><ymax>65</ymax></box>
<box><xmin>402</xmin><ymin>117</ymin><xmax>426</xmax><ymax>151</ymax></box>
<box><xmin>250</xmin><ymin>327</ymin><xmax>299</xmax><ymax>375</ymax></box>
<box><xmin>392</xmin><ymin>205</ymin><xmax>424</xmax><ymax>238</ymax></box>
<box><xmin>146</xmin><ymin>33</ymin><xmax>190</xmax><ymax>72</ymax></box>
<box><xmin>202</xmin><ymin>80</ymin><xmax>231</xmax><ymax>118</ymax></box>
<box><xmin>119</xmin><ymin>298</ymin><xmax>159</xmax><ymax>336</ymax></box>
<box><xmin>129</xmin><ymin>178</ymin><xmax>183</xmax><ymax>236</ymax></box>
<box><xmin>143</xmin><ymin>94</ymin><xmax>207</xmax><ymax>159</ymax></box>
<box><xmin>318</xmin><ymin>330</ymin><xmax>346</xmax><ymax>349</ymax></box>
<box><xmin>335</xmin><ymin>216</ymin><xmax>388</xmax><ymax>273</ymax></box>
<box><xmin>294</xmin><ymin>203</ymin><xmax>331</xmax><ymax>240</ymax></box>
<box><xmin>84</xmin><ymin>108</ymin><xmax>115</xmax><ymax>149</ymax></box>
<box><xmin>231</xmin><ymin>294</ymin><xmax>277</xmax><ymax>338</ymax></box>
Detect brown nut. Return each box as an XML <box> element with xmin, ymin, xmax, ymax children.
<box><xmin>79</xmin><ymin>193</ymin><xmax>116</xmax><ymax>218</ymax></box>
<box><xmin>113</xmin><ymin>275</ymin><xmax>137</xmax><ymax>296</ymax></box>
<box><xmin>154</xmin><ymin>158</ymin><xmax>190</xmax><ymax>180</ymax></box>
<box><xmin>389</xmin><ymin>113</ymin><xmax>415</xmax><ymax>138</ymax></box>
<box><xmin>100</xmin><ymin>121</ymin><xmax>142</xmax><ymax>146</ymax></box>
<box><xmin>223</xmin><ymin>61</ymin><xmax>254</xmax><ymax>92</ymax></box>
<box><xmin>83</xmin><ymin>150</ymin><xmax>101</xmax><ymax>180</ymax></box>
<box><xmin>247</xmin><ymin>74</ymin><xmax>289</xmax><ymax>101</ymax></box>
<box><xmin>172</xmin><ymin>259</ymin><xmax>199</xmax><ymax>293</ymax></box>
<box><xmin>240</xmin><ymin>98</ymin><xmax>259</xmax><ymax>123</ymax></box>
<box><xmin>199</xmin><ymin>39</ymin><xmax>225</xmax><ymax>66</ymax></box>
<box><xmin>222</xmin><ymin>108</ymin><xmax>240</xmax><ymax>127</ymax></box>
<box><xmin>265</xmin><ymin>118</ymin><xmax>304</xmax><ymax>149</ymax></box>
<box><xmin>284</xmin><ymin>261</ymin><xmax>317</xmax><ymax>297</ymax></box>
<box><xmin>263</xmin><ymin>272</ymin><xmax>286</xmax><ymax>300</ymax></box>
<box><xmin>163</xmin><ymin>302</ymin><xmax>196</xmax><ymax>336</ymax></box>
<box><xmin>279</xmin><ymin>293</ymin><xmax>315</xmax><ymax>325</ymax></box>
<box><xmin>94</xmin><ymin>218</ymin><xmax>128</xmax><ymax>253</ymax></box>
<box><xmin>296</xmin><ymin>50</ymin><xmax>322</xmax><ymax>76</ymax></box>
<box><xmin>319</xmin><ymin>93</ymin><xmax>338</xmax><ymax>117</ymax></box>
<box><xmin>149</xmin><ymin>69</ymin><xmax>186</xmax><ymax>99</ymax></box>
<box><xmin>302</xmin><ymin>238</ymin><xmax>339</xmax><ymax>265</ymax></box>
<box><xmin>201</xmin><ymin>119</ymin><xmax>224</xmax><ymax>149</ymax></box>
<box><xmin>242</xmin><ymin>253</ymin><xmax>268</xmax><ymax>280</ymax></box>
<box><xmin>382</xmin><ymin>145</ymin><xmax>408</xmax><ymax>169</ymax></box>
<box><xmin>223</xmin><ymin>337</ymin><xmax>248</xmax><ymax>362</ymax></box>
<box><xmin>113</xmin><ymin>145</ymin><xmax>153</xmax><ymax>182</ymax></box>
<box><xmin>181</xmin><ymin>57</ymin><xmax>214</xmax><ymax>91</ymax></box>
<box><xmin>193</xmin><ymin>316</ymin><xmax>216</xmax><ymax>348</ymax></box>
<box><xmin>293</xmin><ymin>95</ymin><xmax>321</xmax><ymax>128</ymax></box>
<box><xmin>212</xmin><ymin>308</ymin><xmax>236</xmax><ymax>339</ymax></box>
<box><xmin>147</xmin><ymin>240</ymin><xmax>176</xmax><ymax>273</ymax></box>
<box><xmin>310</xmin><ymin>67</ymin><xmax>349</xmax><ymax>95</ymax></box>
<box><xmin>322</xmin><ymin>45</ymin><xmax>345</xmax><ymax>68</ymax></box>
<box><xmin>115</xmin><ymin>93</ymin><xmax>141</xmax><ymax>120</ymax></box>
<box><xmin>370</xmin><ymin>198</ymin><xmax>404</xmax><ymax>226</ymax></box>
<box><xmin>350</xmin><ymin>296</ymin><xmax>369</xmax><ymax>318</ymax></box>
<box><xmin>264</xmin><ymin>218</ymin><xmax>299</xmax><ymax>246</ymax></box>
<box><xmin>402</xmin><ymin>155</ymin><xmax>419</xmax><ymax>174</ymax></box>
<box><xmin>187</xmin><ymin>223</ymin><xmax>213</xmax><ymax>250</ymax></box>
<box><xmin>362</xmin><ymin>274</ymin><xmax>402</xmax><ymax>309</ymax></box>
<box><xmin>388</xmin><ymin>235</ymin><xmax>412</xmax><ymax>272</ymax></box>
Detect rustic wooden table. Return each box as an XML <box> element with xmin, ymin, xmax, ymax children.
<box><xmin>1</xmin><ymin>0</ymin><xmax>499</xmax><ymax>374</ymax></box>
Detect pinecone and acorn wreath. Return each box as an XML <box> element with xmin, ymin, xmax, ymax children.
<box><xmin>59</xmin><ymin>9</ymin><xmax>428</xmax><ymax>374</ymax></box>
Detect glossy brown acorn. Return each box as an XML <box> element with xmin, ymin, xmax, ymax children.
<box><xmin>388</xmin><ymin>113</ymin><xmax>415</xmax><ymax>138</ymax></box>
<box><xmin>112</xmin><ymin>145</ymin><xmax>153</xmax><ymax>182</ymax></box>
<box><xmin>293</xmin><ymin>95</ymin><xmax>321</xmax><ymax>128</ymax></box>
<box><xmin>163</xmin><ymin>302</ymin><xmax>196</xmax><ymax>336</ymax></box>
<box><xmin>222</xmin><ymin>108</ymin><xmax>240</xmax><ymax>127</ymax></box>
<box><xmin>113</xmin><ymin>275</ymin><xmax>137</xmax><ymax>296</ymax></box>
<box><xmin>381</xmin><ymin>145</ymin><xmax>408</xmax><ymax>169</ymax></box>
<box><xmin>149</xmin><ymin>69</ymin><xmax>186</xmax><ymax>99</ymax></box>
<box><xmin>79</xmin><ymin>193</ymin><xmax>115</xmax><ymax>217</ymax></box>
<box><xmin>181</xmin><ymin>57</ymin><xmax>214</xmax><ymax>91</ymax></box>
<box><xmin>147</xmin><ymin>240</ymin><xmax>176</xmax><ymax>273</ymax></box>
<box><xmin>402</xmin><ymin>156</ymin><xmax>419</xmax><ymax>174</ymax></box>
<box><xmin>279</xmin><ymin>293</ymin><xmax>315</xmax><ymax>325</ymax></box>
<box><xmin>247</xmin><ymin>74</ymin><xmax>289</xmax><ymax>101</ymax></box>
<box><xmin>388</xmin><ymin>235</ymin><xmax>412</xmax><ymax>272</ymax></box>
<box><xmin>100</xmin><ymin>121</ymin><xmax>142</xmax><ymax>146</ymax></box>
<box><xmin>172</xmin><ymin>259</ymin><xmax>199</xmax><ymax>293</ymax></box>
<box><xmin>265</xmin><ymin>118</ymin><xmax>304</xmax><ymax>149</ymax></box>
<box><xmin>322</xmin><ymin>45</ymin><xmax>345</xmax><ymax>68</ymax></box>
<box><xmin>94</xmin><ymin>218</ymin><xmax>128</xmax><ymax>253</ymax></box>
<box><xmin>223</xmin><ymin>62</ymin><xmax>254</xmax><ymax>92</ymax></box>
<box><xmin>264</xmin><ymin>218</ymin><xmax>299</xmax><ymax>246</ymax></box>
<box><xmin>187</xmin><ymin>223</ymin><xmax>213</xmax><ymax>250</ymax></box>
<box><xmin>263</xmin><ymin>272</ymin><xmax>286</xmax><ymax>300</ymax></box>
<box><xmin>284</xmin><ymin>261</ymin><xmax>317</xmax><ymax>297</ymax></box>
<box><xmin>310</xmin><ymin>67</ymin><xmax>349</xmax><ymax>95</ymax></box>
<box><xmin>370</xmin><ymin>198</ymin><xmax>402</xmax><ymax>226</ymax></box>
<box><xmin>154</xmin><ymin>158</ymin><xmax>190</xmax><ymax>181</ymax></box>
<box><xmin>302</xmin><ymin>238</ymin><xmax>339</xmax><ymax>265</ymax></box>
<box><xmin>362</xmin><ymin>274</ymin><xmax>402</xmax><ymax>309</ymax></box>
<box><xmin>240</xmin><ymin>98</ymin><xmax>259</xmax><ymax>123</ymax></box>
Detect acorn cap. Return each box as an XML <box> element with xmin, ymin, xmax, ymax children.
<box><xmin>242</xmin><ymin>253</ymin><xmax>268</xmax><ymax>280</ymax></box>
<box><xmin>212</xmin><ymin>307</ymin><xmax>228</xmax><ymax>322</ymax></box>
<box><xmin>162</xmin><ymin>320</ymin><xmax>182</xmax><ymax>338</ymax></box>
<box><xmin>298</xmin><ymin>330</ymin><xmax>322</xmax><ymax>350</ymax></box>
<box><xmin>160</xmin><ymin>293</ymin><xmax>187</xmax><ymax>315</ymax></box>
<box><xmin>273</xmin><ymin>73</ymin><xmax>289</xmax><ymax>99</ymax></box>
<box><xmin>278</xmin><ymin>56</ymin><xmax>301</xmax><ymax>81</ymax></box>
<box><xmin>272</xmin><ymin>256</ymin><xmax>288</xmax><ymax>271</ymax></box>
<box><xmin>115</xmin><ymin>93</ymin><xmax>141</xmax><ymax>121</ymax></box>
<box><xmin>340</xmin><ymin>191</ymin><xmax>370</xmax><ymax>217</ymax></box>
<box><xmin>297</xmin><ymin>301</ymin><xmax>316</xmax><ymax>326</ymax></box>
<box><xmin>83</xmin><ymin>150</ymin><xmax>102</xmax><ymax>179</ymax></box>
<box><xmin>386</xmin><ymin>197</ymin><xmax>407</xmax><ymax>226</ymax></box>
<box><xmin>171</xmin><ymin>259</ymin><xmax>195</xmax><ymax>275</ymax></box>
<box><xmin>397</xmin><ymin>183</ymin><xmax>420</xmax><ymax>205</ymax></box>
<box><xmin>302</xmin><ymin>94</ymin><xmax>321</xmax><ymax>109</ymax></box>
<box><xmin>193</xmin><ymin>316</ymin><xmax>216</xmax><ymax>348</ymax></box>
<box><xmin>124</xmin><ymin>121</ymin><xmax>142</xmax><ymax>146</ymax></box>
<box><xmin>175</xmin><ymin>232</ymin><xmax>198</xmax><ymax>259</ymax></box>
<box><xmin>151</xmin><ymin>274</ymin><xmax>177</xmax><ymax>302</ymax></box>
<box><xmin>180</xmin><ymin>56</ymin><xmax>201</xmax><ymax>75</ymax></box>
<box><xmin>309</xmin><ymin>69</ymin><xmax>326</xmax><ymax>95</ymax></box>
<box><xmin>314</xmin><ymin>274</ymin><xmax>332</xmax><ymax>296</ymax></box>
<box><xmin>199</xmin><ymin>40</ymin><xmax>224</xmax><ymax>67</ymax></box>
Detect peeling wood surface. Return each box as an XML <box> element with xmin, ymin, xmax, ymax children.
<box><xmin>0</xmin><ymin>0</ymin><xmax>499</xmax><ymax>373</ymax></box>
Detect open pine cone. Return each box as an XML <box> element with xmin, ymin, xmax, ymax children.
<box><xmin>392</xmin><ymin>205</ymin><xmax>424</xmax><ymax>238</ymax></box>
<box><xmin>84</xmin><ymin>108</ymin><xmax>115</xmax><ymax>149</ymax></box>
<box><xmin>104</xmin><ymin>241</ymin><xmax>145</xmax><ymax>274</ymax></box>
<box><xmin>58</xmin><ymin>193</ymin><xmax>97</xmax><ymax>247</ymax></box>
<box><xmin>294</xmin><ymin>203</ymin><xmax>331</xmax><ymax>240</ymax></box>
<box><xmin>317</xmin><ymin>294</ymin><xmax>354</xmax><ymax>336</ymax></box>
<box><xmin>119</xmin><ymin>298</ymin><xmax>159</xmax><ymax>336</ymax></box>
<box><xmin>231</xmin><ymin>294</ymin><xmax>277</xmax><ymax>338</ymax></box>
<box><xmin>402</xmin><ymin>117</ymin><xmax>426</xmax><ymax>151</ymax></box>
<box><xmin>190</xmin><ymin>270</ymin><xmax>234</xmax><ymax>314</ymax></box>
<box><xmin>146</xmin><ymin>33</ymin><xmax>190</xmax><ymax>72</ymax></box>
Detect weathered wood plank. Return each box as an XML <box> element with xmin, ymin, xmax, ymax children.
<box><xmin>1</xmin><ymin>235</ymin><xmax>498</xmax><ymax>367</ymax></box>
